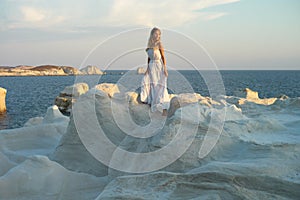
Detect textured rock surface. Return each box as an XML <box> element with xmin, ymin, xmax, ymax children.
<box><xmin>94</xmin><ymin>83</ymin><xmax>120</xmax><ymax>98</ymax></box>
<box><xmin>137</xmin><ymin>66</ymin><xmax>146</xmax><ymax>74</ymax></box>
<box><xmin>238</xmin><ymin>88</ymin><xmax>277</xmax><ymax>105</ymax></box>
<box><xmin>0</xmin><ymin>156</ymin><xmax>108</xmax><ymax>200</ymax></box>
<box><xmin>0</xmin><ymin>65</ymin><xmax>82</xmax><ymax>76</ymax></box>
<box><xmin>0</xmin><ymin>87</ymin><xmax>6</xmax><ymax>113</ymax></box>
<box><xmin>80</xmin><ymin>65</ymin><xmax>104</xmax><ymax>75</ymax></box>
<box><xmin>55</xmin><ymin>83</ymin><xmax>89</xmax><ymax>113</ymax></box>
<box><xmin>1</xmin><ymin>85</ymin><xmax>300</xmax><ymax>199</ymax></box>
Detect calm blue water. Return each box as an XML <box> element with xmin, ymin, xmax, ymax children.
<box><xmin>0</xmin><ymin>70</ymin><xmax>299</xmax><ymax>130</ymax></box>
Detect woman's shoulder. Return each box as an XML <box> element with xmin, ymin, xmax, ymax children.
<box><xmin>158</xmin><ymin>42</ymin><xmax>164</xmax><ymax>50</ymax></box>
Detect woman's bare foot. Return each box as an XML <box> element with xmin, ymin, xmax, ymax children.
<box><xmin>162</xmin><ymin>109</ymin><xmax>168</xmax><ymax>116</ymax></box>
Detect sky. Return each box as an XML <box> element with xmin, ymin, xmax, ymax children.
<box><xmin>0</xmin><ymin>0</ymin><xmax>299</xmax><ymax>70</ymax></box>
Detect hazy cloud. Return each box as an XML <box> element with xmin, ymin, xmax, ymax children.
<box><xmin>21</xmin><ymin>6</ymin><xmax>46</xmax><ymax>22</ymax></box>
<box><xmin>201</xmin><ymin>12</ymin><xmax>228</xmax><ymax>21</ymax></box>
<box><xmin>1</xmin><ymin>0</ymin><xmax>239</xmax><ymax>30</ymax></box>
<box><xmin>102</xmin><ymin>0</ymin><xmax>239</xmax><ymax>27</ymax></box>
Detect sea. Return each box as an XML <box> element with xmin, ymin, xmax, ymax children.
<box><xmin>0</xmin><ymin>70</ymin><xmax>299</xmax><ymax>130</ymax></box>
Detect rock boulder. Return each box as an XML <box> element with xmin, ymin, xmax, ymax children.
<box><xmin>80</xmin><ymin>65</ymin><xmax>104</xmax><ymax>75</ymax></box>
<box><xmin>55</xmin><ymin>83</ymin><xmax>89</xmax><ymax>113</ymax></box>
<box><xmin>0</xmin><ymin>87</ymin><xmax>6</xmax><ymax>113</ymax></box>
<box><xmin>137</xmin><ymin>67</ymin><xmax>146</xmax><ymax>74</ymax></box>
<box><xmin>238</xmin><ymin>88</ymin><xmax>277</xmax><ymax>105</ymax></box>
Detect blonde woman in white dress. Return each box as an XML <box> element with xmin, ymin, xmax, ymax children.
<box><xmin>140</xmin><ymin>27</ymin><xmax>170</xmax><ymax>116</ymax></box>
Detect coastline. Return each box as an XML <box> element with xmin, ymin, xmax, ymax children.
<box><xmin>0</xmin><ymin>65</ymin><xmax>104</xmax><ymax>76</ymax></box>
<box><xmin>0</xmin><ymin>82</ymin><xmax>299</xmax><ymax>199</ymax></box>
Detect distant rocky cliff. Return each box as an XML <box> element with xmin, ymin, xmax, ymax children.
<box><xmin>0</xmin><ymin>65</ymin><xmax>104</xmax><ymax>76</ymax></box>
<box><xmin>80</xmin><ymin>65</ymin><xmax>104</xmax><ymax>75</ymax></box>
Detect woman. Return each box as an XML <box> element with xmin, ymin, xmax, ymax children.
<box><xmin>140</xmin><ymin>27</ymin><xmax>170</xmax><ymax>116</ymax></box>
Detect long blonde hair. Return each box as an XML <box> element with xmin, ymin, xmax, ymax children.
<box><xmin>147</xmin><ymin>27</ymin><xmax>162</xmax><ymax>50</ymax></box>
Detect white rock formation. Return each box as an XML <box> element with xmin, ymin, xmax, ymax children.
<box><xmin>1</xmin><ymin>85</ymin><xmax>300</xmax><ymax>199</ymax></box>
<box><xmin>0</xmin><ymin>105</ymin><xmax>69</xmax><ymax>188</ymax></box>
<box><xmin>24</xmin><ymin>105</ymin><xmax>67</xmax><ymax>127</ymax></box>
<box><xmin>51</xmin><ymin>85</ymin><xmax>123</xmax><ymax>177</ymax></box>
<box><xmin>24</xmin><ymin>117</ymin><xmax>44</xmax><ymax>127</ymax></box>
<box><xmin>137</xmin><ymin>67</ymin><xmax>146</xmax><ymax>74</ymax></box>
<box><xmin>0</xmin><ymin>156</ymin><xmax>108</xmax><ymax>200</ymax></box>
<box><xmin>55</xmin><ymin>83</ymin><xmax>89</xmax><ymax>113</ymax></box>
<box><xmin>80</xmin><ymin>65</ymin><xmax>104</xmax><ymax>75</ymax></box>
<box><xmin>61</xmin><ymin>66</ymin><xmax>82</xmax><ymax>75</ymax></box>
<box><xmin>0</xmin><ymin>123</ymin><xmax>109</xmax><ymax>200</ymax></box>
<box><xmin>0</xmin><ymin>106</ymin><xmax>69</xmax><ymax>161</ymax></box>
<box><xmin>94</xmin><ymin>83</ymin><xmax>120</xmax><ymax>98</ymax></box>
<box><xmin>167</xmin><ymin>93</ymin><xmax>221</xmax><ymax>117</ymax></box>
<box><xmin>0</xmin><ymin>87</ymin><xmax>6</xmax><ymax>113</ymax></box>
<box><xmin>238</xmin><ymin>88</ymin><xmax>277</xmax><ymax>105</ymax></box>
<box><xmin>0</xmin><ymin>65</ymin><xmax>83</xmax><ymax>76</ymax></box>
<box><xmin>0</xmin><ymin>152</ymin><xmax>16</xmax><ymax>176</ymax></box>
<box><xmin>96</xmin><ymin>169</ymin><xmax>300</xmax><ymax>199</ymax></box>
<box><xmin>60</xmin><ymin>83</ymin><xmax>89</xmax><ymax>97</ymax></box>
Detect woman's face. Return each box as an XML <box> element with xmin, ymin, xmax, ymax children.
<box><xmin>153</xmin><ymin>30</ymin><xmax>160</xmax><ymax>41</ymax></box>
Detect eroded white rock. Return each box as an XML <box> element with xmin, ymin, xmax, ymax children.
<box><xmin>0</xmin><ymin>156</ymin><xmax>108</xmax><ymax>200</ymax></box>
<box><xmin>94</xmin><ymin>83</ymin><xmax>120</xmax><ymax>98</ymax></box>
<box><xmin>60</xmin><ymin>83</ymin><xmax>89</xmax><ymax>97</ymax></box>
<box><xmin>1</xmin><ymin>85</ymin><xmax>300</xmax><ymax>199</ymax></box>
<box><xmin>55</xmin><ymin>83</ymin><xmax>89</xmax><ymax>113</ymax></box>
<box><xmin>238</xmin><ymin>88</ymin><xmax>277</xmax><ymax>105</ymax></box>
<box><xmin>80</xmin><ymin>65</ymin><xmax>104</xmax><ymax>75</ymax></box>
<box><xmin>0</xmin><ymin>87</ymin><xmax>6</xmax><ymax>113</ymax></box>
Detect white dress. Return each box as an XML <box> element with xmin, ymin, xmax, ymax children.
<box><xmin>140</xmin><ymin>48</ymin><xmax>170</xmax><ymax>112</ymax></box>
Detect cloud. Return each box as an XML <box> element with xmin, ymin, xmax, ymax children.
<box><xmin>2</xmin><ymin>4</ymin><xmax>67</xmax><ymax>30</ymax></box>
<box><xmin>1</xmin><ymin>0</ymin><xmax>239</xmax><ymax>31</ymax></box>
<box><xmin>21</xmin><ymin>6</ymin><xmax>46</xmax><ymax>22</ymax></box>
<box><xmin>201</xmin><ymin>12</ymin><xmax>228</xmax><ymax>21</ymax></box>
<box><xmin>102</xmin><ymin>0</ymin><xmax>240</xmax><ymax>27</ymax></box>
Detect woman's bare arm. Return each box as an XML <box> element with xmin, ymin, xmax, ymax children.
<box><xmin>145</xmin><ymin>57</ymin><xmax>150</xmax><ymax>74</ymax></box>
<box><xmin>159</xmin><ymin>46</ymin><xmax>168</xmax><ymax>77</ymax></box>
<box><xmin>159</xmin><ymin>48</ymin><xmax>166</xmax><ymax>67</ymax></box>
